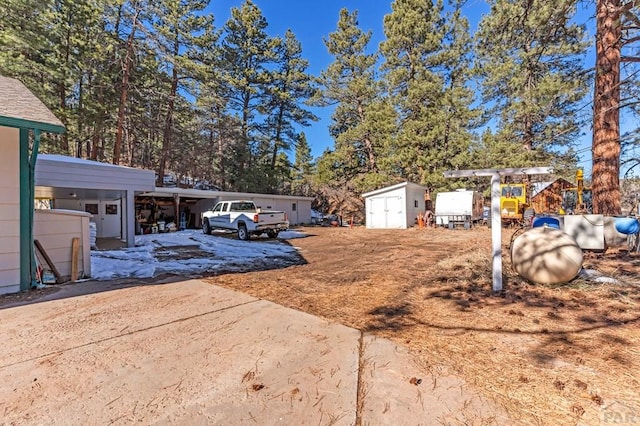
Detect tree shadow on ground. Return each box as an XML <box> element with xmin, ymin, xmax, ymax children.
<box><xmin>362</xmin><ymin>267</ymin><xmax>640</xmax><ymax>368</ymax></box>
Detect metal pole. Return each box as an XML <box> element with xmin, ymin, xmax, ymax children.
<box><xmin>491</xmin><ymin>173</ymin><xmax>503</xmax><ymax>292</ymax></box>
<box><xmin>443</xmin><ymin>166</ymin><xmax>552</xmax><ymax>293</ymax></box>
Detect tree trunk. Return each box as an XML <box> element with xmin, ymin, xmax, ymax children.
<box><xmin>76</xmin><ymin>76</ymin><xmax>83</xmax><ymax>158</ymax></box>
<box><xmin>158</xmin><ymin>39</ymin><xmax>179</xmax><ymax>187</ymax></box>
<box><xmin>592</xmin><ymin>0</ymin><xmax>622</xmax><ymax>215</ymax></box>
<box><xmin>113</xmin><ymin>9</ymin><xmax>139</xmax><ymax>165</ymax></box>
<box><xmin>357</xmin><ymin>104</ymin><xmax>377</xmax><ymax>173</ymax></box>
<box><xmin>90</xmin><ymin>126</ymin><xmax>100</xmax><ymax>160</ymax></box>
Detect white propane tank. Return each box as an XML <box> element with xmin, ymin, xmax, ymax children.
<box><xmin>510</xmin><ymin>227</ymin><xmax>583</xmax><ymax>284</ymax></box>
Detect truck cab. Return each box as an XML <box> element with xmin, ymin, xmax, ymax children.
<box><xmin>500</xmin><ymin>183</ymin><xmax>528</xmax><ymax>223</ymax></box>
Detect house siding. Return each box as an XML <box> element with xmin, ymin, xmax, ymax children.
<box><xmin>209</xmin><ymin>195</ymin><xmax>312</xmax><ymax>226</ymax></box>
<box><xmin>405</xmin><ymin>184</ymin><xmax>426</xmax><ymax>227</ymax></box>
<box><xmin>0</xmin><ymin>126</ymin><xmax>20</xmax><ymax>295</ymax></box>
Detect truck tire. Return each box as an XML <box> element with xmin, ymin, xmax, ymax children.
<box><xmin>202</xmin><ymin>219</ymin><xmax>211</xmax><ymax>235</ymax></box>
<box><xmin>267</xmin><ymin>230</ymin><xmax>279</xmax><ymax>239</ymax></box>
<box><xmin>238</xmin><ymin>224</ymin><xmax>250</xmax><ymax>241</ymax></box>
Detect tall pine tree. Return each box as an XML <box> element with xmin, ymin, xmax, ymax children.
<box><xmin>262</xmin><ymin>29</ymin><xmax>317</xmax><ymax>192</ymax></box>
<box><xmin>218</xmin><ymin>0</ymin><xmax>276</xmax><ymax>191</ymax></box>
<box><xmin>316</xmin><ymin>8</ymin><xmax>391</xmax><ymax>193</ymax></box>
<box><xmin>150</xmin><ymin>0</ymin><xmax>214</xmax><ymax>186</ymax></box>
<box><xmin>591</xmin><ymin>0</ymin><xmax>640</xmax><ymax>214</ymax></box>
<box><xmin>380</xmin><ymin>0</ymin><xmax>475</xmax><ymax>189</ymax></box>
<box><xmin>475</xmin><ymin>0</ymin><xmax>589</xmax><ymax>172</ymax></box>
<box><xmin>291</xmin><ymin>132</ymin><xmax>314</xmax><ymax>196</ymax></box>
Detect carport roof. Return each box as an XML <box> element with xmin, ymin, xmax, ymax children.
<box><xmin>0</xmin><ymin>76</ymin><xmax>65</xmax><ymax>133</ymax></box>
<box><xmin>140</xmin><ymin>187</ymin><xmax>314</xmax><ymax>201</ymax></box>
<box><xmin>35</xmin><ymin>154</ymin><xmax>156</xmax><ymax>200</ymax></box>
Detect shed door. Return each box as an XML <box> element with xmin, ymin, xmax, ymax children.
<box><xmin>385</xmin><ymin>196</ymin><xmax>404</xmax><ymax>228</ymax></box>
<box><xmin>369</xmin><ymin>196</ymin><xmax>403</xmax><ymax>228</ymax></box>
<box><xmin>369</xmin><ymin>198</ymin><xmax>386</xmax><ymax>228</ymax></box>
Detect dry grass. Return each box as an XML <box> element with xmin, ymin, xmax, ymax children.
<box><xmin>206</xmin><ymin>226</ymin><xmax>640</xmax><ymax>425</ymax></box>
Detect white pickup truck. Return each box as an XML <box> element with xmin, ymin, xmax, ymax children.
<box><xmin>201</xmin><ymin>200</ymin><xmax>289</xmax><ymax>240</ymax></box>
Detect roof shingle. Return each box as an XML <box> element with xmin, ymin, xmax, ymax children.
<box><xmin>0</xmin><ymin>75</ymin><xmax>64</xmax><ymax>128</ymax></box>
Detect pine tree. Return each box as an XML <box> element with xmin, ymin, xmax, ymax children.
<box><xmin>112</xmin><ymin>0</ymin><xmax>148</xmax><ymax>165</ymax></box>
<box><xmin>217</xmin><ymin>0</ymin><xmax>277</xmax><ymax>191</ymax></box>
<box><xmin>0</xmin><ymin>0</ymin><xmax>53</xmax><ymax>101</ymax></box>
<box><xmin>264</xmin><ymin>30</ymin><xmax>317</xmax><ymax>178</ymax></box>
<box><xmin>150</xmin><ymin>0</ymin><xmax>214</xmax><ymax>186</ymax></box>
<box><xmin>475</xmin><ymin>0</ymin><xmax>589</xmax><ymax>171</ymax></box>
<box><xmin>591</xmin><ymin>0</ymin><xmax>640</xmax><ymax>214</ymax></box>
<box><xmin>380</xmin><ymin>0</ymin><xmax>476</xmax><ymax>189</ymax></box>
<box><xmin>316</xmin><ymin>8</ymin><xmax>391</xmax><ymax>193</ymax></box>
<box><xmin>291</xmin><ymin>132</ymin><xmax>314</xmax><ymax>196</ymax></box>
<box><xmin>0</xmin><ymin>0</ymin><xmax>110</xmax><ymax>155</ymax></box>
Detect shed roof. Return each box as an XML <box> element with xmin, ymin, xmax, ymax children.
<box><xmin>0</xmin><ymin>75</ymin><xmax>64</xmax><ymax>132</ymax></box>
<box><xmin>362</xmin><ymin>181</ymin><xmax>427</xmax><ymax>198</ymax></box>
<box><xmin>531</xmin><ymin>178</ymin><xmax>573</xmax><ymax>198</ymax></box>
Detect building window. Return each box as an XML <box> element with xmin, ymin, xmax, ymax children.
<box><xmin>85</xmin><ymin>204</ymin><xmax>98</xmax><ymax>215</ymax></box>
<box><xmin>105</xmin><ymin>204</ymin><xmax>118</xmax><ymax>215</ymax></box>
<box><xmin>414</xmin><ymin>200</ymin><xmax>418</xmax><ymax>208</ymax></box>
<box><xmin>292</xmin><ymin>203</ymin><xmax>297</xmax><ymax>211</ymax></box>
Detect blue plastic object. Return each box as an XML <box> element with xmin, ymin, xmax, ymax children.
<box><xmin>531</xmin><ymin>216</ymin><xmax>561</xmax><ymax>229</ymax></box>
<box><xmin>614</xmin><ymin>217</ymin><xmax>640</xmax><ymax>235</ymax></box>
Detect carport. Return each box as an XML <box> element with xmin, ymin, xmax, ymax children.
<box><xmin>35</xmin><ymin>154</ymin><xmax>156</xmax><ymax>247</ymax></box>
<box><xmin>137</xmin><ymin>188</ymin><xmax>314</xmax><ymax>229</ymax></box>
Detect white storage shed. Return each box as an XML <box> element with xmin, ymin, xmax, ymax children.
<box><xmin>362</xmin><ymin>182</ymin><xmax>428</xmax><ymax>229</ymax></box>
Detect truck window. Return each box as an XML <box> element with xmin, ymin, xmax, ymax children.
<box><xmin>230</xmin><ymin>202</ymin><xmax>255</xmax><ymax>211</ymax></box>
<box><xmin>212</xmin><ymin>203</ymin><xmax>222</xmax><ymax>213</ymax></box>
<box><xmin>221</xmin><ymin>202</ymin><xmax>229</xmax><ymax>211</ymax></box>
<box><xmin>502</xmin><ymin>186</ymin><xmax>523</xmax><ymax>197</ymax></box>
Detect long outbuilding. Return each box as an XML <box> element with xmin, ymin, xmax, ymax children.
<box><xmin>34</xmin><ymin>155</ymin><xmax>314</xmax><ymax>246</ymax></box>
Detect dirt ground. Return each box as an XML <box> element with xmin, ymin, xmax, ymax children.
<box><xmin>205</xmin><ymin>225</ymin><xmax>640</xmax><ymax>425</ymax></box>
<box><xmin>2</xmin><ymin>225</ymin><xmax>639</xmax><ymax>424</ymax></box>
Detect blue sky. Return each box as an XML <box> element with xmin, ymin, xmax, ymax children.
<box><xmin>207</xmin><ymin>1</ymin><xmax>402</xmax><ymax>159</ymax></box>
<box><xmin>207</xmin><ymin>1</ymin><xmax>604</xmax><ymax>177</ymax></box>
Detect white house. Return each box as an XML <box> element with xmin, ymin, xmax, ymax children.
<box><xmin>0</xmin><ymin>76</ymin><xmax>65</xmax><ymax>294</ymax></box>
<box><xmin>362</xmin><ymin>182</ymin><xmax>429</xmax><ymax>229</ymax></box>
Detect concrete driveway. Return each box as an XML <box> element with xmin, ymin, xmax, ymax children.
<box><xmin>0</xmin><ymin>279</ymin><xmax>505</xmax><ymax>425</ymax></box>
